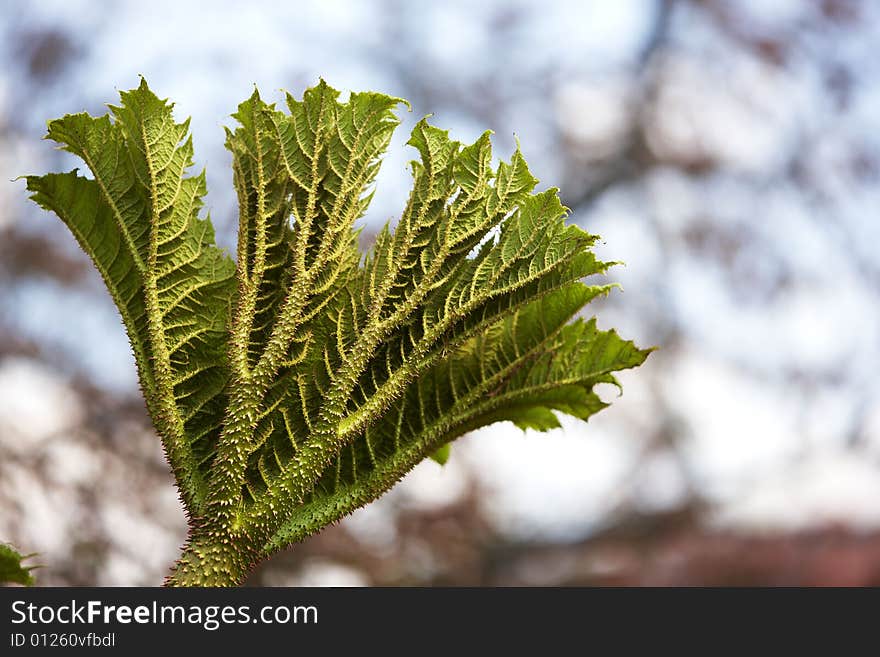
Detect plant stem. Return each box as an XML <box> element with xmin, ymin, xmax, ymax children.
<box><xmin>165</xmin><ymin>532</ymin><xmax>259</xmax><ymax>587</ymax></box>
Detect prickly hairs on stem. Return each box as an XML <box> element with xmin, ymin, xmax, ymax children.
<box><xmin>25</xmin><ymin>78</ymin><xmax>652</xmax><ymax>586</ymax></box>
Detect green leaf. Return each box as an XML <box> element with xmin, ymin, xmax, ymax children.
<box><xmin>27</xmin><ymin>80</ymin><xmax>237</xmax><ymax>516</ymax></box>
<box><xmin>507</xmin><ymin>407</ymin><xmax>562</xmax><ymax>432</ymax></box>
<box><xmin>0</xmin><ymin>544</ymin><xmax>36</xmax><ymax>586</ymax></box>
<box><xmin>27</xmin><ymin>79</ymin><xmax>652</xmax><ymax>586</ymax></box>
<box><xmin>268</xmin><ymin>286</ymin><xmax>650</xmax><ymax>549</ymax></box>
<box><xmin>429</xmin><ymin>443</ymin><xmax>452</xmax><ymax>465</ymax></box>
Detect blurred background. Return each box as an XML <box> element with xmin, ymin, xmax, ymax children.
<box><xmin>2</xmin><ymin>0</ymin><xmax>880</xmax><ymax>586</ymax></box>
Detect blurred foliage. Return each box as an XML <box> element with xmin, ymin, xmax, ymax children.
<box><xmin>0</xmin><ymin>543</ymin><xmax>36</xmax><ymax>586</ymax></box>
